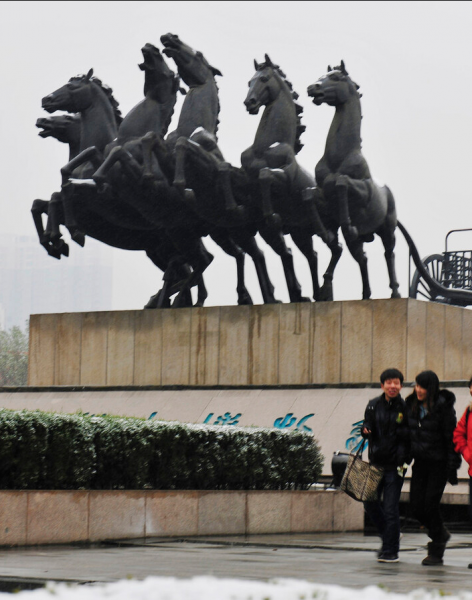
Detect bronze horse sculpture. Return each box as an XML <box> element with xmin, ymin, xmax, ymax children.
<box><xmin>89</xmin><ymin>37</ymin><xmax>251</xmax><ymax>307</ymax></box>
<box><xmin>307</xmin><ymin>61</ymin><xmax>400</xmax><ymax>300</ymax></box>
<box><xmin>126</xmin><ymin>34</ymin><xmax>280</xmax><ymax>306</ymax></box>
<box><xmin>239</xmin><ymin>55</ymin><xmax>343</xmax><ymax>302</ymax></box>
<box><xmin>147</xmin><ymin>35</ymin><xmax>280</xmax><ymax>305</ymax></box>
<box><xmin>39</xmin><ymin>69</ymin><xmax>199</xmax><ymax>308</ymax></box>
<box><xmin>33</xmin><ymin>36</ymin><xmax>408</xmax><ymax>307</ymax></box>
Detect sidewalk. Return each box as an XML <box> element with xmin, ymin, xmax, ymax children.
<box><xmin>0</xmin><ymin>532</ymin><xmax>472</xmax><ymax>594</ymax></box>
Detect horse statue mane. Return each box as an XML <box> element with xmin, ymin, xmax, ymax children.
<box><xmin>255</xmin><ymin>54</ymin><xmax>305</xmax><ymax>154</ymax></box>
<box><xmin>196</xmin><ymin>50</ymin><xmax>222</xmax><ymax>140</ymax></box>
<box><xmin>327</xmin><ymin>60</ymin><xmax>363</xmax><ymax>145</ymax></box>
<box><xmin>212</xmin><ymin>78</ymin><xmax>221</xmax><ymax>141</ymax></box>
<box><xmin>162</xmin><ymin>73</ymin><xmax>182</xmax><ymax>136</ymax></box>
<box><xmin>328</xmin><ymin>61</ymin><xmax>362</xmax><ymax>98</ymax></box>
<box><xmin>69</xmin><ymin>73</ymin><xmax>123</xmax><ymax>126</ymax></box>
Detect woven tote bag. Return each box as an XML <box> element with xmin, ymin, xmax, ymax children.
<box><xmin>340</xmin><ymin>440</ymin><xmax>383</xmax><ymax>502</ymax></box>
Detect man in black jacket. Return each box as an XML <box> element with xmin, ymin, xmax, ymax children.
<box><xmin>362</xmin><ymin>368</ymin><xmax>409</xmax><ymax>564</ymax></box>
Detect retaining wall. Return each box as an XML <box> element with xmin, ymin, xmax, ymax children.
<box><xmin>0</xmin><ymin>489</ymin><xmax>362</xmax><ymax>546</ymax></box>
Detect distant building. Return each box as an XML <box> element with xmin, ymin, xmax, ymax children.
<box><xmin>0</xmin><ymin>233</ymin><xmax>113</xmax><ymax>329</ymax></box>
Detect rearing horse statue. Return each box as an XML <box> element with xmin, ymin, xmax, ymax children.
<box><xmin>148</xmin><ymin>37</ymin><xmax>279</xmax><ymax>305</ymax></box>
<box><xmin>38</xmin><ymin>69</ymin><xmax>202</xmax><ymax>308</ymax></box>
<box><xmin>307</xmin><ymin>61</ymin><xmax>400</xmax><ymax>300</ymax></box>
<box><xmin>139</xmin><ymin>34</ymin><xmax>278</xmax><ymax>306</ymax></box>
<box><xmin>240</xmin><ymin>55</ymin><xmax>343</xmax><ymax>302</ymax></box>
<box><xmin>92</xmin><ymin>43</ymin><xmax>182</xmax><ymax>190</ymax></box>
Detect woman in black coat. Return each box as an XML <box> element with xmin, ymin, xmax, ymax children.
<box><xmin>406</xmin><ymin>370</ymin><xmax>460</xmax><ymax>566</ymax></box>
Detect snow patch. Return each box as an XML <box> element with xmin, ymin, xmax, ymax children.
<box><xmin>11</xmin><ymin>576</ymin><xmax>472</xmax><ymax>600</ymax></box>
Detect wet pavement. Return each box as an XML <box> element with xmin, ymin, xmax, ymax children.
<box><xmin>1</xmin><ymin>532</ymin><xmax>472</xmax><ymax>594</ymax></box>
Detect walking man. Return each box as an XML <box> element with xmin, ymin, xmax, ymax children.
<box><xmin>362</xmin><ymin>368</ymin><xmax>409</xmax><ymax>563</ymax></box>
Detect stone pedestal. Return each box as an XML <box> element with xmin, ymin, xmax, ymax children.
<box><xmin>28</xmin><ymin>299</ymin><xmax>472</xmax><ymax>387</ymax></box>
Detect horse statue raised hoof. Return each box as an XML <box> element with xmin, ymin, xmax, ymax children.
<box><xmin>308</xmin><ymin>61</ymin><xmax>400</xmax><ymax>300</ymax></box>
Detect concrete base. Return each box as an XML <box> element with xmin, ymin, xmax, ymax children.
<box><xmin>0</xmin><ymin>489</ymin><xmax>362</xmax><ymax>546</ymax></box>
<box><xmin>28</xmin><ymin>299</ymin><xmax>472</xmax><ymax>387</ymax></box>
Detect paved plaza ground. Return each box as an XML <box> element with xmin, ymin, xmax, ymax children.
<box><xmin>1</xmin><ymin>532</ymin><xmax>472</xmax><ymax>594</ymax></box>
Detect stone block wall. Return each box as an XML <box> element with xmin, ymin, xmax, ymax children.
<box><xmin>28</xmin><ymin>299</ymin><xmax>472</xmax><ymax>387</ymax></box>
<box><xmin>0</xmin><ymin>489</ymin><xmax>362</xmax><ymax>546</ymax></box>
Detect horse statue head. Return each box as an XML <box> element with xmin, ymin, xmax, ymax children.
<box><xmin>244</xmin><ymin>54</ymin><xmax>294</xmax><ymax>115</ymax></box>
<box><xmin>307</xmin><ymin>60</ymin><xmax>361</xmax><ymax>107</ymax></box>
<box><xmin>138</xmin><ymin>43</ymin><xmax>181</xmax><ymax>101</ymax></box>
<box><xmin>41</xmin><ymin>69</ymin><xmax>122</xmax><ymax>125</ymax></box>
<box><xmin>36</xmin><ymin>114</ymin><xmax>81</xmax><ymax>144</ymax></box>
<box><xmin>244</xmin><ymin>54</ymin><xmax>304</xmax><ymax>154</ymax></box>
<box><xmin>160</xmin><ymin>33</ymin><xmax>222</xmax><ymax>88</ymax></box>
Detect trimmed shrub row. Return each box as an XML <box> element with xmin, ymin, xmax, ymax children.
<box><xmin>0</xmin><ymin>410</ymin><xmax>323</xmax><ymax>490</ymax></box>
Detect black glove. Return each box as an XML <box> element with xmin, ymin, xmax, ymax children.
<box><xmin>447</xmin><ymin>469</ymin><xmax>458</xmax><ymax>486</ymax></box>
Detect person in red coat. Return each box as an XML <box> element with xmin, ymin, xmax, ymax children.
<box><xmin>453</xmin><ymin>376</ymin><xmax>472</xmax><ymax>556</ymax></box>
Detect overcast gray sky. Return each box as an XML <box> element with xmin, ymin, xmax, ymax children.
<box><xmin>1</xmin><ymin>1</ymin><xmax>471</xmax><ymax>310</ymax></box>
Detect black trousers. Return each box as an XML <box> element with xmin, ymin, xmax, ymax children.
<box><xmin>410</xmin><ymin>458</ymin><xmax>448</xmax><ymax>543</ymax></box>
<box><xmin>364</xmin><ymin>468</ymin><xmax>404</xmax><ymax>555</ymax></box>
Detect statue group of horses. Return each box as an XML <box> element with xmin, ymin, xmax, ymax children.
<box><xmin>32</xmin><ymin>34</ymin><xmax>401</xmax><ymax>308</ymax></box>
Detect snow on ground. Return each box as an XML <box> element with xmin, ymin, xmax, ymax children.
<box><xmin>9</xmin><ymin>577</ymin><xmax>472</xmax><ymax>600</ymax></box>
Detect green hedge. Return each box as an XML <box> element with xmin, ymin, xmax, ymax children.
<box><xmin>0</xmin><ymin>410</ymin><xmax>323</xmax><ymax>490</ymax></box>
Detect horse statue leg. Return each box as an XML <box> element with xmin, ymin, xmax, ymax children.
<box><xmin>377</xmin><ymin>187</ymin><xmax>401</xmax><ymax>299</ymax></box>
<box><xmin>93</xmin><ymin>146</ymin><xmax>143</xmax><ymax>188</ymax></box>
<box><xmin>301</xmin><ymin>188</ymin><xmax>335</xmax><ymax>244</ymax></box>
<box><xmin>230</xmin><ymin>228</ymin><xmax>280</xmax><ymax>304</ymax></box>
<box><xmin>31</xmin><ymin>198</ymin><xmax>68</xmax><ymax>259</ymax></box>
<box><xmin>144</xmin><ymin>255</ymin><xmax>196</xmax><ymax>309</ymax></box>
<box><xmin>301</xmin><ymin>187</ymin><xmax>342</xmax><ymax>301</ymax></box>
<box><xmin>258</xmin><ymin>219</ymin><xmax>310</xmax><ymax>303</ymax></box>
<box><xmin>45</xmin><ymin>192</ymin><xmax>70</xmax><ymax>257</ymax></box>
<box><xmin>334</xmin><ymin>175</ymin><xmax>360</xmax><ymax>243</ymax></box>
<box><xmin>59</xmin><ymin>147</ymin><xmax>104</xmax><ymax>246</ymax></box>
<box><xmin>218</xmin><ymin>163</ymin><xmax>248</xmax><ymax>223</ymax></box>
<box><xmin>319</xmin><ymin>231</ymin><xmax>343</xmax><ymax>301</ymax></box>
<box><xmin>141</xmin><ymin>132</ymin><xmax>175</xmax><ymax>184</ymax></box>
<box><xmin>209</xmin><ymin>229</ymin><xmax>253</xmax><ymax>306</ymax></box>
<box><xmin>173</xmin><ymin>136</ymin><xmax>218</xmax><ymax>194</ymax></box>
<box><xmin>60</xmin><ymin>146</ymin><xmax>104</xmax><ymax>185</ymax></box>
<box><xmin>289</xmin><ymin>228</ymin><xmax>320</xmax><ymax>301</ymax></box>
<box><xmin>258</xmin><ymin>167</ymin><xmax>279</xmax><ymax>219</ymax></box>
<box><xmin>170</xmin><ymin>236</ymin><xmax>214</xmax><ymax>308</ymax></box>
<box><xmin>346</xmin><ymin>237</ymin><xmax>371</xmax><ymax>300</ymax></box>
<box><xmin>60</xmin><ymin>183</ymin><xmax>86</xmax><ymax>247</ymax></box>
<box><xmin>257</xmin><ymin>168</ymin><xmax>309</xmax><ymax>303</ymax></box>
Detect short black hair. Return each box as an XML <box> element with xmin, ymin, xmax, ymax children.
<box><xmin>380</xmin><ymin>368</ymin><xmax>404</xmax><ymax>385</ymax></box>
<box><xmin>469</xmin><ymin>376</ymin><xmax>472</xmax><ymax>388</ymax></box>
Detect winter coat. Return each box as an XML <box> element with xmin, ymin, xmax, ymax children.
<box><xmin>405</xmin><ymin>389</ymin><xmax>461</xmax><ymax>473</ymax></box>
<box><xmin>453</xmin><ymin>404</ymin><xmax>472</xmax><ymax>477</ymax></box>
<box><xmin>362</xmin><ymin>394</ymin><xmax>409</xmax><ymax>469</ymax></box>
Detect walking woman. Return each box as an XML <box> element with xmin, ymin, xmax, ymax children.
<box><xmin>453</xmin><ymin>376</ymin><xmax>472</xmax><ymax>568</ymax></box>
<box><xmin>406</xmin><ymin>370</ymin><xmax>461</xmax><ymax>565</ymax></box>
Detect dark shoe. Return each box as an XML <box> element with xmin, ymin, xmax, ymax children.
<box><xmin>422</xmin><ymin>555</ymin><xmax>443</xmax><ymax>566</ymax></box>
<box><xmin>439</xmin><ymin>528</ymin><xmax>451</xmax><ymax>544</ymax></box>
<box><xmin>378</xmin><ymin>553</ymin><xmax>399</xmax><ymax>563</ymax></box>
<box><xmin>468</xmin><ymin>563</ymin><xmax>472</xmax><ymax>569</ymax></box>
<box><xmin>426</xmin><ymin>540</ymin><xmax>446</xmax><ymax>561</ymax></box>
